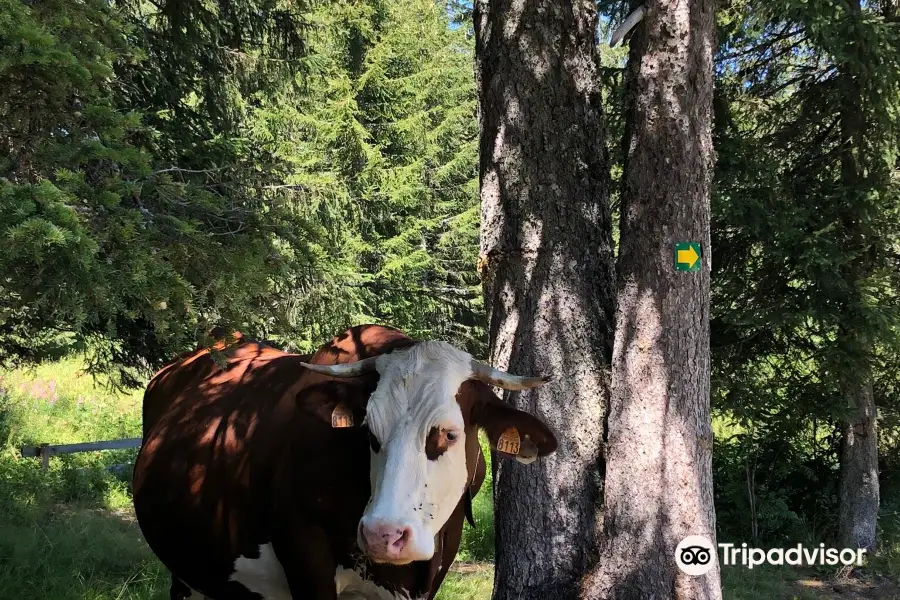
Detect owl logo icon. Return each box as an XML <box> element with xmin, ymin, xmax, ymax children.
<box><xmin>675</xmin><ymin>535</ymin><xmax>716</xmax><ymax>576</ymax></box>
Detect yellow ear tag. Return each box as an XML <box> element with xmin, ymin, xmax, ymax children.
<box><xmin>515</xmin><ymin>435</ymin><xmax>538</xmax><ymax>465</ymax></box>
<box><xmin>496</xmin><ymin>427</ymin><xmax>521</xmax><ymax>456</ymax></box>
<box><xmin>331</xmin><ymin>403</ymin><xmax>354</xmax><ymax>428</ymax></box>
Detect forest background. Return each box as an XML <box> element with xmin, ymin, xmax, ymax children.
<box><xmin>1</xmin><ymin>0</ymin><xmax>900</xmax><ymax>598</ymax></box>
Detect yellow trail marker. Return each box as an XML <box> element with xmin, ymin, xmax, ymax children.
<box><xmin>674</xmin><ymin>242</ymin><xmax>701</xmax><ymax>272</ymax></box>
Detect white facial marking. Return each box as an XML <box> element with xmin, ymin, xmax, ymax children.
<box><xmin>335</xmin><ymin>565</ymin><xmax>423</xmax><ymax>599</ymax></box>
<box><xmin>360</xmin><ymin>341</ymin><xmax>472</xmax><ymax>563</ymax></box>
<box><xmin>229</xmin><ymin>543</ymin><xmax>291</xmax><ymax>599</ymax></box>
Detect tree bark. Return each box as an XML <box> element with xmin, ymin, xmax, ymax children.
<box><xmin>837</xmin><ymin>0</ymin><xmax>879</xmax><ymax>554</ymax></box>
<box><xmin>586</xmin><ymin>1</ymin><xmax>722</xmax><ymax>599</ymax></box>
<box><xmin>838</xmin><ymin>360</ymin><xmax>879</xmax><ymax>552</ymax></box>
<box><xmin>474</xmin><ymin>0</ymin><xmax>615</xmax><ymax>597</ymax></box>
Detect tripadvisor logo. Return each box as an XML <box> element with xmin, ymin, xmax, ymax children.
<box><xmin>675</xmin><ymin>535</ymin><xmax>717</xmax><ymax>576</ymax></box>
<box><xmin>675</xmin><ymin>536</ymin><xmax>868</xmax><ymax>576</ymax></box>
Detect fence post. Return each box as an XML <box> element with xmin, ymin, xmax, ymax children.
<box><xmin>40</xmin><ymin>443</ymin><xmax>49</xmax><ymax>471</ymax></box>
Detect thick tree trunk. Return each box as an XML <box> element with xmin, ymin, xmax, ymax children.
<box><xmin>837</xmin><ymin>0</ymin><xmax>879</xmax><ymax>554</ymax></box>
<box><xmin>587</xmin><ymin>2</ymin><xmax>722</xmax><ymax>599</ymax></box>
<box><xmin>474</xmin><ymin>0</ymin><xmax>615</xmax><ymax>598</ymax></box>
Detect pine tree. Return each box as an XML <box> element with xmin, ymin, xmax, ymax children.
<box><xmin>712</xmin><ymin>0</ymin><xmax>900</xmax><ymax>549</ymax></box>
<box><xmin>590</xmin><ymin>2</ymin><xmax>722</xmax><ymax>598</ymax></box>
<box><xmin>252</xmin><ymin>0</ymin><xmax>484</xmax><ymax>354</ymax></box>
<box><xmin>1</xmin><ymin>0</ymin><xmax>485</xmax><ymax>383</ymax></box>
<box><xmin>0</xmin><ymin>0</ymin><xmax>319</xmax><ymax>384</ymax></box>
<box><xmin>475</xmin><ymin>0</ymin><xmax>615</xmax><ymax>596</ymax></box>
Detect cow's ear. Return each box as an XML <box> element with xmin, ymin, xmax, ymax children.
<box><xmin>473</xmin><ymin>397</ymin><xmax>557</xmax><ymax>462</ymax></box>
<box><xmin>295</xmin><ymin>381</ymin><xmax>369</xmax><ymax>428</ymax></box>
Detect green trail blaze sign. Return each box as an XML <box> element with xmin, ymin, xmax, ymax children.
<box><xmin>674</xmin><ymin>242</ymin><xmax>702</xmax><ymax>272</ymax></box>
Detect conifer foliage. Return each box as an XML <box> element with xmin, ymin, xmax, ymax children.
<box><xmin>0</xmin><ymin>0</ymin><xmax>481</xmax><ymax>384</ymax></box>
<box><xmin>248</xmin><ymin>0</ymin><xmax>482</xmax><ymax>353</ymax></box>
<box><xmin>712</xmin><ymin>0</ymin><xmax>900</xmax><ymax>547</ymax></box>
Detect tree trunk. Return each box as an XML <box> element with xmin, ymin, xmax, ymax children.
<box><xmin>587</xmin><ymin>2</ymin><xmax>722</xmax><ymax>599</ymax></box>
<box><xmin>838</xmin><ymin>360</ymin><xmax>879</xmax><ymax>552</ymax></box>
<box><xmin>474</xmin><ymin>0</ymin><xmax>615</xmax><ymax>597</ymax></box>
<box><xmin>837</xmin><ymin>0</ymin><xmax>879</xmax><ymax>554</ymax></box>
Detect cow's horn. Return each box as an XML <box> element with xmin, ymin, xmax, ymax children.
<box><xmin>301</xmin><ymin>356</ymin><xmax>379</xmax><ymax>377</ymax></box>
<box><xmin>610</xmin><ymin>4</ymin><xmax>646</xmax><ymax>47</ymax></box>
<box><xmin>469</xmin><ymin>360</ymin><xmax>551</xmax><ymax>391</ymax></box>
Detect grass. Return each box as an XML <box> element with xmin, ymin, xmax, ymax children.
<box><xmin>0</xmin><ymin>357</ymin><xmax>143</xmax><ymax>445</ymax></box>
<box><xmin>0</xmin><ymin>358</ymin><xmax>165</xmax><ymax>599</ymax></box>
<box><xmin>1</xmin><ymin>358</ymin><xmax>898</xmax><ymax>600</ymax></box>
<box><xmin>721</xmin><ymin>565</ymin><xmax>821</xmax><ymax>600</ymax></box>
<box><xmin>437</xmin><ymin>568</ymin><xmax>494</xmax><ymax>600</ymax></box>
<box><xmin>0</xmin><ymin>497</ymin><xmax>169</xmax><ymax>599</ymax></box>
<box><xmin>457</xmin><ymin>433</ymin><xmax>495</xmax><ymax>564</ymax></box>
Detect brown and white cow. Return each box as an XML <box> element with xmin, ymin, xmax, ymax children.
<box><xmin>133</xmin><ymin>324</ymin><xmax>557</xmax><ymax>600</ymax></box>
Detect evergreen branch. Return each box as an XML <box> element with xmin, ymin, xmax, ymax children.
<box><xmin>719</xmin><ymin>24</ymin><xmax>804</xmax><ymax>62</ymax></box>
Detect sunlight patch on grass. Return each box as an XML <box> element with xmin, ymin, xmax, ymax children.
<box><xmin>0</xmin><ymin>357</ymin><xmax>144</xmax><ymax>449</ymax></box>
<box><xmin>104</xmin><ymin>478</ymin><xmax>136</xmax><ymax>512</ymax></box>
<box><xmin>436</xmin><ymin>568</ymin><xmax>493</xmax><ymax>600</ymax></box>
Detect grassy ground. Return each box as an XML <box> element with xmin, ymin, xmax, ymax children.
<box><xmin>1</xmin><ymin>359</ymin><xmax>898</xmax><ymax>599</ymax></box>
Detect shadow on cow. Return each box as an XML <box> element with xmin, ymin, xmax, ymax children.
<box><xmin>133</xmin><ymin>324</ymin><xmax>557</xmax><ymax>600</ymax></box>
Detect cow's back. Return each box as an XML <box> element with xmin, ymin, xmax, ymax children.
<box><xmin>134</xmin><ymin>338</ymin><xmax>314</xmax><ymax>596</ymax></box>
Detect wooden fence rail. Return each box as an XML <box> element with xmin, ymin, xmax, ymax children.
<box><xmin>20</xmin><ymin>438</ymin><xmax>142</xmax><ymax>470</ymax></box>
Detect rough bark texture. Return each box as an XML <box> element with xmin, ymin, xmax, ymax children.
<box><xmin>586</xmin><ymin>1</ymin><xmax>722</xmax><ymax>599</ymax></box>
<box><xmin>838</xmin><ymin>363</ymin><xmax>879</xmax><ymax>552</ymax></box>
<box><xmin>837</xmin><ymin>0</ymin><xmax>880</xmax><ymax>554</ymax></box>
<box><xmin>474</xmin><ymin>0</ymin><xmax>615</xmax><ymax>598</ymax></box>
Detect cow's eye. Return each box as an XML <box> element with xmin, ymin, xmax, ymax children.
<box><xmin>426</xmin><ymin>427</ymin><xmax>459</xmax><ymax>460</ymax></box>
<box><xmin>367</xmin><ymin>429</ymin><xmax>381</xmax><ymax>453</ymax></box>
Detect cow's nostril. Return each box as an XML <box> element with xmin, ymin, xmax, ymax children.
<box><xmin>391</xmin><ymin>527</ymin><xmax>410</xmax><ymax>549</ymax></box>
<box><xmin>360</xmin><ymin>522</ymin><xmax>413</xmax><ymax>559</ymax></box>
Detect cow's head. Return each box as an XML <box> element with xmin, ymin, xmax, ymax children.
<box><xmin>302</xmin><ymin>341</ymin><xmax>556</xmax><ymax>564</ymax></box>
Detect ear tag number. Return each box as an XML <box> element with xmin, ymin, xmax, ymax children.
<box><xmin>331</xmin><ymin>403</ymin><xmax>354</xmax><ymax>428</ymax></box>
<box><xmin>497</xmin><ymin>427</ymin><xmax>521</xmax><ymax>455</ymax></box>
<box><xmin>515</xmin><ymin>435</ymin><xmax>538</xmax><ymax>465</ymax></box>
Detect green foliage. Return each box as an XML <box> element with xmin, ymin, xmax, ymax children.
<box><xmin>0</xmin><ymin>0</ymin><xmax>483</xmax><ymax>382</ymax></box>
<box><xmin>0</xmin><ymin>0</ymin><xmax>323</xmax><ymax>384</ymax></box>
<box><xmin>714</xmin><ymin>0</ymin><xmax>900</xmax><ymax>412</ymax></box>
<box><xmin>117</xmin><ymin>0</ymin><xmax>311</xmax><ymax>140</ymax></box>
<box><xmin>253</xmin><ymin>0</ymin><xmax>484</xmax><ymax>354</ymax></box>
<box><xmin>710</xmin><ymin>0</ymin><xmax>900</xmax><ymax>543</ymax></box>
<box><xmin>714</xmin><ymin>419</ymin><xmax>840</xmax><ymax>545</ymax></box>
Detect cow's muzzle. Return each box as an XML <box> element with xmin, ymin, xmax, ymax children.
<box><xmin>358</xmin><ymin>519</ymin><xmax>418</xmax><ymax>564</ymax></box>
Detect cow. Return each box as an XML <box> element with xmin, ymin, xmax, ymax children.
<box><xmin>133</xmin><ymin>324</ymin><xmax>558</xmax><ymax>600</ymax></box>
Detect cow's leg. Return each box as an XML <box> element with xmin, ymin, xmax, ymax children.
<box><xmin>170</xmin><ymin>575</ymin><xmax>191</xmax><ymax>600</ymax></box>
<box><xmin>271</xmin><ymin>523</ymin><xmax>338</xmax><ymax>600</ymax></box>
<box><xmin>170</xmin><ymin>575</ymin><xmax>210</xmax><ymax>600</ymax></box>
